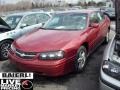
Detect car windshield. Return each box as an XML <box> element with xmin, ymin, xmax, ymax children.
<box><xmin>5</xmin><ymin>15</ymin><xmax>23</xmax><ymax>29</ymax></box>
<box><xmin>43</xmin><ymin>13</ymin><xmax>88</xmax><ymax>30</ymax></box>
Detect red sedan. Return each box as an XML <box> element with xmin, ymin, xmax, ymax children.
<box><xmin>8</xmin><ymin>10</ymin><xmax>110</xmax><ymax>76</ymax></box>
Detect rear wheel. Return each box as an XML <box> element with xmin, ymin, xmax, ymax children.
<box><xmin>75</xmin><ymin>46</ymin><xmax>87</xmax><ymax>72</ymax></box>
<box><xmin>0</xmin><ymin>40</ymin><xmax>13</xmax><ymax>60</ymax></box>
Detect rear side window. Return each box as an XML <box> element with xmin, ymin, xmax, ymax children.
<box><xmin>37</xmin><ymin>13</ymin><xmax>50</xmax><ymax>23</ymax></box>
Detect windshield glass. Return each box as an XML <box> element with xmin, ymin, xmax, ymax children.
<box><xmin>43</xmin><ymin>13</ymin><xmax>88</xmax><ymax>30</ymax></box>
<box><xmin>5</xmin><ymin>15</ymin><xmax>23</xmax><ymax>29</ymax></box>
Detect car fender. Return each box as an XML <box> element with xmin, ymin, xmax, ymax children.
<box><xmin>61</xmin><ymin>33</ymin><xmax>88</xmax><ymax>57</ymax></box>
<box><xmin>0</xmin><ymin>32</ymin><xmax>14</xmax><ymax>42</ymax></box>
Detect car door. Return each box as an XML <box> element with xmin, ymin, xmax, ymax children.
<box><xmin>96</xmin><ymin>12</ymin><xmax>109</xmax><ymax>42</ymax></box>
<box><xmin>87</xmin><ymin>12</ymin><xmax>100</xmax><ymax>50</ymax></box>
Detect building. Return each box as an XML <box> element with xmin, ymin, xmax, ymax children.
<box><xmin>105</xmin><ymin>0</ymin><xmax>115</xmax><ymax>7</ymax></box>
<box><xmin>64</xmin><ymin>0</ymin><xmax>86</xmax><ymax>5</ymax></box>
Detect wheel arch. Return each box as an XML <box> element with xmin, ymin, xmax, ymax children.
<box><xmin>81</xmin><ymin>42</ymin><xmax>89</xmax><ymax>54</ymax></box>
<box><xmin>0</xmin><ymin>38</ymin><xmax>14</xmax><ymax>44</ymax></box>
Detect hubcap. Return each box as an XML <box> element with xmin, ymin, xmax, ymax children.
<box><xmin>77</xmin><ymin>50</ymin><xmax>86</xmax><ymax>69</ymax></box>
<box><xmin>1</xmin><ymin>43</ymin><xmax>11</xmax><ymax>58</ymax></box>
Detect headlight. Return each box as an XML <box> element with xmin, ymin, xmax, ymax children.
<box><xmin>11</xmin><ymin>44</ymin><xmax>16</xmax><ymax>52</ymax></box>
<box><xmin>39</xmin><ymin>51</ymin><xmax>64</xmax><ymax>60</ymax></box>
<box><xmin>102</xmin><ymin>60</ymin><xmax>120</xmax><ymax>80</ymax></box>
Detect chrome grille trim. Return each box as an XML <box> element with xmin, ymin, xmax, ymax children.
<box><xmin>16</xmin><ymin>49</ymin><xmax>36</xmax><ymax>59</ymax></box>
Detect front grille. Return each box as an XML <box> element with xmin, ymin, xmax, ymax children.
<box><xmin>16</xmin><ymin>49</ymin><xmax>36</xmax><ymax>59</ymax></box>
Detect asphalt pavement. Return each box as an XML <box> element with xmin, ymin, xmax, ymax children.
<box><xmin>0</xmin><ymin>22</ymin><xmax>116</xmax><ymax>90</ymax></box>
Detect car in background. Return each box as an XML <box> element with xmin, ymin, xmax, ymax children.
<box><xmin>9</xmin><ymin>10</ymin><xmax>110</xmax><ymax>76</ymax></box>
<box><xmin>0</xmin><ymin>12</ymin><xmax>52</xmax><ymax>60</ymax></box>
<box><xmin>100</xmin><ymin>35</ymin><xmax>120</xmax><ymax>90</ymax></box>
<box><xmin>100</xmin><ymin>0</ymin><xmax>120</xmax><ymax>89</ymax></box>
<box><xmin>5</xmin><ymin>12</ymin><xmax>52</xmax><ymax>30</ymax></box>
<box><xmin>99</xmin><ymin>6</ymin><xmax>108</xmax><ymax>12</ymax></box>
<box><xmin>104</xmin><ymin>8</ymin><xmax>115</xmax><ymax>20</ymax></box>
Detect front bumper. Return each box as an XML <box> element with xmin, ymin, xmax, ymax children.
<box><xmin>8</xmin><ymin>51</ymin><xmax>75</xmax><ymax>77</ymax></box>
<box><xmin>100</xmin><ymin>69</ymin><xmax>120</xmax><ymax>90</ymax></box>
<box><xmin>99</xmin><ymin>80</ymin><xmax>115</xmax><ymax>90</ymax></box>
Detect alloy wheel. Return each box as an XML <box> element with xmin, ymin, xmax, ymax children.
<box><xmin>77</xmin><ymin>49</ymin><xmax>86</xmax><ymax>70</ymax></box>
<box><xmin>1</xmin><ymin>43</ymin><xmax>11</xmax><ymax>58</ymax></box>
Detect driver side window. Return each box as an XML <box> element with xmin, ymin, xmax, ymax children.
<box><xmin>90</xmin><ymin>13</ymin><xmax>100</xmax><ymax>24</ymax></box>
<box><xmin>21</xmin><ymin>14</ymin><xmax>37</xmax><ymax>27</ymax></box>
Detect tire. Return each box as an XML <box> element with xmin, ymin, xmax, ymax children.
<box><xmin>104</xmin><ymin>31</ymin><xmax>110</xmax><ymax>44</ymax></box>
<box><xmin>0</xmin><ymin>40</ymin><xmax>13</xmax><ymax>60</ymax></box>
<box><xmin>75</xmin><ymin>46</ymin><xmax>87</xmax><ymax>73</ymax></box>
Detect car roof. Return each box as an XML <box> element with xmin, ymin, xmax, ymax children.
<box><xmin>6</xmin><ymin>11</ymin><xmax>51</xmax><ymax>17</ymax></box>
<box><xmin>54</xmin><ymin>9</ymin><xmax>99</xmax><ymax>14</ymax></box>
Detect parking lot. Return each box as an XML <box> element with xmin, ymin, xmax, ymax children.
<box><xmin>0</xmin><ymin>22</ymin><xmax>115</xmax><ymax>90</ymax></box>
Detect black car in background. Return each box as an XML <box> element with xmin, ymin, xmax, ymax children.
<box><xmin>104</xmin><ymin>8</ymin><xmax>115</xmax><ymax>20</ymax></box>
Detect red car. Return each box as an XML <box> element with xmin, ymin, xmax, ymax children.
<box><xmin>9</xmin><ymin>10</ymin><xmax>110</xmax><ymax>76</ymax></box>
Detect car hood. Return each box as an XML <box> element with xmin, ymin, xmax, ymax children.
<box><xmin>0</xmin><ymin>17</ymin><xmax>10</xmax><ymax>29</ymax></box>
<box><xmin>14</xmin><ymin>29</ymin><xmax>83</xmax><ymax>52</ymax></box>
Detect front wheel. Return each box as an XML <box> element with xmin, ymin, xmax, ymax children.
<box><xmin>0</xmin><ymin>40</ymin><xmax>13</xmax><ymax>60</ymax></box>
<box><xmin>75</xmin><ymin>46</ymin><xmax>87</xmax><ymax>72</ymax></box>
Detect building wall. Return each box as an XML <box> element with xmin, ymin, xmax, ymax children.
<box><xmin>65</xmin><ymin>0</ymin><xmax>79</xmax><ymax>4</ymax></box>
<box><xmin>105</xmin><ymin>0</ymin><xmax>114</xmax><ymax>7</ymax></box>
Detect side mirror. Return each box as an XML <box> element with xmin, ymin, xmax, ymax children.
<box><xmin>20</xmin><ymin>24</ymin><xmax>28</xmax><ymax>29</ymax></box>
<box><xmin>90</xmin><ymin>23</ymin><xmax>99</xmax><ymax>28</ymax></box>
